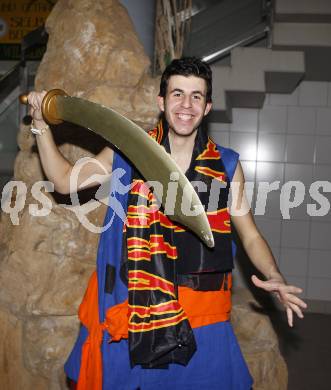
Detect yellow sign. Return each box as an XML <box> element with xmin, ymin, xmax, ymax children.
<box><xmin>0</xmin><ymin>0</ymin><xmax>56</xmax><ymax>44</ymax></box>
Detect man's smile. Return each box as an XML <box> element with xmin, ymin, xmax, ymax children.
<box><xmin>177</xmin><ymin>113</ymin><xmax>194</xmax><ymax>121</ymax></box>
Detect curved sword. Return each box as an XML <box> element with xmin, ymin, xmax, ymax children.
<box><xmin>20</xmin><ymin>89</ymin><xmax>214</xmax><ymax>248</ymax></box>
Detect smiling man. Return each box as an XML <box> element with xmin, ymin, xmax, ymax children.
<box><xmin>28</xmin><ymin>57</ymin><xmax>306</xmax><ymax>390</ymax></box>
<box><xmin>157</xmin><ymin>73</ymin><xmax>212</xmax><ymax>174</ymax></box>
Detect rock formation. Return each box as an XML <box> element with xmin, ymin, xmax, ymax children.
<box><xmin>0</xmin><ymin>0</ymin><xmax>287</xmax><ymax>388</ymax></box>
<box><xmin>232</xmin><ymin>289</ymin><xmax>288</xmax><ymax>390</ymax></box>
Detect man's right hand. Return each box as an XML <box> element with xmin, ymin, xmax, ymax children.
<box><xmin>25</xmin><ymin>90</ymin><xmax>113</xmax><ymax>195</ymax></box>
<box><xmin>27</xmin><ymin>90</ymin><xmax>48</xmax><ymax>128</ymax></box>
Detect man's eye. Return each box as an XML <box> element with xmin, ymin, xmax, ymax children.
<box><xmin>174</xmin><ymin>93</ymin><xmax>181</xmax><ymax>97</ymax></box>
<box><xmin>193</xmin><ymin>95</ymin><xmax>201</xmax><ymax>100</ymax></box>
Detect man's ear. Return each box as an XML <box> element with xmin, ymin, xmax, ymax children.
<box><xmin>204</xmin><ymin>102</ymin><xmax>212</xmax><ymax>116</ymax></box>
<box><xmin>157</xmin><ymin>96</ymin><xmax>165</xmax><ymax>112</ymax></box>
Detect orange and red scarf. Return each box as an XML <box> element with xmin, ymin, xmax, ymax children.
<box><xmin>123</xmin><ymin>119</ymin><xmax>233</xmax><ymax>367</ymax></box>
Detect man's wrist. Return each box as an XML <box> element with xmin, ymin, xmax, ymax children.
<box><xmin>267</xmin><ymin>269</ymin><xmax>286</xmax><ymax>283</ymax></box>
<box><xmin>31</xmin><ymin>119</ymin><xmax>49</xmax><ymax>136</ymax></box>
<box><xmin>32</xmin><ymin>119</ymin><xmax>48</xmax><ymax>128</ymax></box>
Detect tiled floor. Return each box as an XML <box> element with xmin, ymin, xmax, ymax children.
<box><xmin>269</xmin><ymin>311</ymin><xmax>331</xmax><ymax>390</ymax></box>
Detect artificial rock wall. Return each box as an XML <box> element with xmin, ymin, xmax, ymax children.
<box><xmin>0</xmin><ymin>0</ymin><xmax>287</xmax><ymax>388</ymax></box>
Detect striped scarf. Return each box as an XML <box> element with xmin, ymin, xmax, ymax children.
<box><xmin>123</xmin><ymin>119</ymin><xmax>233</xmax><ymax>367</ymax></box>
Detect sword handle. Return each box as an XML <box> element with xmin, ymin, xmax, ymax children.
<box><xmin>19</xmin><ymin>89</ymin><xmax>68</xmax><ymax>125</ymax></box>
<box><xmin>19</xmin><ymin>94</ymin><xmax>29</xmax><ymax>105</ymax></box>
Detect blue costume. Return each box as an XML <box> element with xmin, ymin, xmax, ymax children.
<box><xmin>64</xmin><ymin>130</ymin><xmax>253</xmax><ymax>389</ymax></box>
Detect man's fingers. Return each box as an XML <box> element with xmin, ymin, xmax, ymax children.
<box><xmin>27</xmin><ymin>92</ymin><xmax>44</xmax><ymax>110</ymax></box>
<box><xmin>278</xmin><ymin>283</ymin><xmax>303</xmax><ymax>295</ymax></box>
<box><xmin>288</xmin><ymin>302</ymin><xmax>304</xmax><ymax>319</ymax></box>
<box><xmin>286</xmin><ymin>306</ymin><xmax>293</xmax><ymax>327</ymax></box>
<box><xmin>27</xmin><ymin>92</ymin><xmax>33</xmax><ymax>105</ymax></box>
<box><xmin>252</xmin><ymin>275</ymin><xmax>304</xmax><ymax>295</ymax></box>
<box><xmin>285</xmin><ymin>293</ymin><xmax>307</xmax><ymax>309</ymax></box>
<box><xmin>27</xmin><ymin>95</ymin><xmax>38</xmax><ymax>111</ymax></box>
<box><xmin>251</xmin><ymin>275</ymin><xmax>274</xmax><ymax>290</ymax></box>
<box><xmin>252</xmin><ymin>275</ymin><xmax>307</xmax><ymax>325</ymax></box>
<box><xmin>251</xmin><ymin>275</ymin><xmax>282</xmax><ymax>292</ymax></box>
<box><xmin>282</xmin><ymin>284</ymin><xmax>303</xmax><ymax>294</ymax></box>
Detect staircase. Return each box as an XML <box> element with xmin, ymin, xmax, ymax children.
<box><xmin>273</xmin><ymin>0</ymin><xmax>331</xmax><ymax>81</ymax></box>
<box><xmin>210</xmin><ymin>47</ymin><xmax>304</xmax><ymax>122</ymax></box>
<box><xmin>185</xmin><ymin>0</ymin><xmax>331</xmax><ymax>122</ymax></box>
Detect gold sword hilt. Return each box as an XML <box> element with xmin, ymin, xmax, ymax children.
<box><xmin>19</xmin><ymin>89</ymin><xmax>68</xmax><ymax>125</ymax></box>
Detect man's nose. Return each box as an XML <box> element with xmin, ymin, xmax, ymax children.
<box><xmin>181</xmin><ymin>95</ymin><xmax>192</xmax><ymax>108</ymax></box>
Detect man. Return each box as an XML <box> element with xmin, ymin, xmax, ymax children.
<box><xmin>28</xmin><ymin>57</ymin><xmax>306</xmax><ymax>389</ymax></box>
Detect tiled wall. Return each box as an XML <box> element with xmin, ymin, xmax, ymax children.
<box><xmin>208</xmin><ymin>81</ymin><xmax>331</xmax><ymax>312</ymax></box>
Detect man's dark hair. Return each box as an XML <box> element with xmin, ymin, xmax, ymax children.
<box><xmin>159</xmin><ymin>57</ymin><xmax>212</xmax><ymax>103</ymax></box>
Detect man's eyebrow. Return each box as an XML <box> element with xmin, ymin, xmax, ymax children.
<box><xmin>170</xmin><ymin>88</ymin><xmax>184</xmax><ymax>94</ymax></box>
<box><xmin>192</xmin><ymin>90</ymin><xmax>205</xmax><ymax>96</ymax></box>
<box><xmin>169</xmin><ymin>88</ymin><xmax>205</xmax><ymax>96</ymax></box>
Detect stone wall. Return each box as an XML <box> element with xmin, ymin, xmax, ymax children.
<box><xmin>0</xmin><ymin>0</ymin><xmax>287</xmax><ymax>388</ymax></box>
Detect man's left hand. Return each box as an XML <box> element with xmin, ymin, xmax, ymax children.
<box><xmin>251</xmin><ymin>274</ymin><xmax>308</xmax><ymax>327</ymax></box>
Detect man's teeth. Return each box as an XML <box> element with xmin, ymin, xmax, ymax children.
<box><xmin>178</xmin><ymin>114</ymin><xmax>193</xmax><ymax>120</ymax></box>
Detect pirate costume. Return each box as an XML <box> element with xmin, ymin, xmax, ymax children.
<box><xmin>65</xmin><ymin>120</ymin><xmax>253</xmax><ymax>389</ymax></box>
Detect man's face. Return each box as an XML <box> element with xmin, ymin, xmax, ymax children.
<box><xmin>157</xmin><ymin>75</ymin><xmax>212</xmax><ymax>137</ymax></box>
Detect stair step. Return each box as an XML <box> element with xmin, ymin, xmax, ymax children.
<box><xmin>273</xmin><ymin>23</ymin><xmax>331</xmax><ymax>47</ymax></box>
<box><xmin>211</xmin><ymin>47</ymin><xmax>304</xmax><ymax>121</ymax></box>
<box><xmin>276</xmin><ymin>0</ymin><xmax>331</xmax><ymax>16</ymax></box>
<box><xmin>275</xmin><ymin>14</ymin><xmax>331</xmax><ymax>24</ymax></box>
